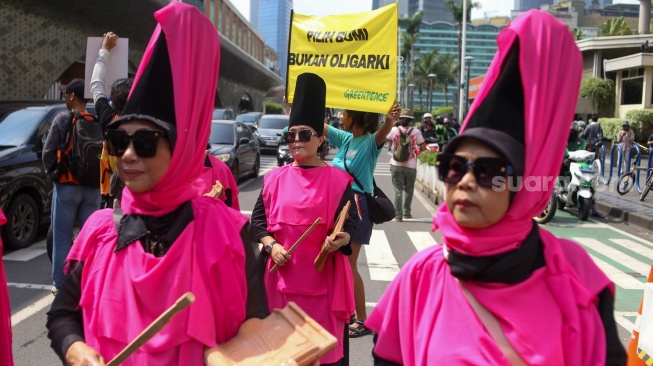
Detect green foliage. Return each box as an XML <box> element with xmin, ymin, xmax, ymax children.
<box><xmin>598</xmin><ymin>118</ymin><xmax>640</xmax><ymax>140</ymax></box>
<box><xmin>417</xmin><ymin>150</ymin><xmax>439</xmax><ymax>167</ymax></box>
<box><xmin>432</xmin><ymin>106</ymin><xmax>454</xmax><ymax>117</ymax></box>
<box><xmin>572</xmin><ymin>27</ymin><xmax>584</xmax><ymax>41</ymax></box>
<box><xmin>444</xmin><ymin>0</ymin><xmax>482</xmax><ymax>23</ymax></box>
<box><xmin>625</xmin><ymin>109</ymin><xmax>653</xmax><ymax>141</ymax></box>
<box><xmin>264</xmin><ymin>101</ymin><xmax>284</xmax><ymax>115</ymax></box>
<box><xmin>579</xmin><ymin>78</ymin><xmax>615</xmax><ymax>116</ymax></box>
<box><xmin>599</xmin><ymin>17</ymin><xmax>632</xmax><ymax>37</ymax></box>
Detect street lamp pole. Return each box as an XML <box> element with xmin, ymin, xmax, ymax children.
<box><xmin>408</xmin><ymin>83</ymin><xmax>415</xmax><ymax>111</ymax></box>
<box><xmin>428</xmin><ymin>73</ymin><xmax>436</xmax><ymax>113</ymax></box>
<box><xmin>464</xmin><ymin>55</ymin><xmax>474</xmax><ymax>118</ymax></box>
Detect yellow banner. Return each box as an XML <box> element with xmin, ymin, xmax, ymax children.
<box><xmin>286</xmin><ymin>3</ymin><xmax>398</xmax><ymax>114</ymax></box>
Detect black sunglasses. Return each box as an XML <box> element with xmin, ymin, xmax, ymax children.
<box><xmin>285</xmin><ymin>129</ymin><xmax>319</xmax><ymax>144</ymax></box>
<box><xmin>105</xmin><ymin>129</ymin><xmax>165</xmax><ymax>158</ymax></box>
<box><xmin>435</xmin><ymin>153</ymin><xmax>513</xmax><ymax>188</ymax></box>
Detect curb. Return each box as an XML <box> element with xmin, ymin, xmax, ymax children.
<box><xmin>595</xmin><ymin>200</ymin><xmax>653</xmax><ymax>231</ymax></box>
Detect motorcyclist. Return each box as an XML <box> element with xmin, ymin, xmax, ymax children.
<box><xmin>418</xmin><ymin>113</ymin><xmax>438</xmax><ymax>144</ymax></box>
<box><xmin>559</xmin><ymin>121</ymin><xmax>602</xmax><ymax>217</ymax></box>
<box><xmin>442</xmin><ymin>118</ymin><xmax>458</xmax><ymax>144</ymax></box>
<box><xmin>434</xmin><ymin>115</ymin><xmax>446</xmax><ymax>149</ymax></box>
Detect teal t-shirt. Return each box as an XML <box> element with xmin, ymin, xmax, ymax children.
<box><xmin>328</xmin><ymin>125</ymin><xmax>382</xmax><ymax>194</ymax></box>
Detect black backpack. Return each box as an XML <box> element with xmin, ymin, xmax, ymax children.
<box><xmin>67</xmin><ymin>112</ymin><xmax>103</xmax><ymax>187</ymax></box>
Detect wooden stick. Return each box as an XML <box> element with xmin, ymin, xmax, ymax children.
<box><xmin>269</xmin><ymin>217</ymin><xmax>322</xmax><ymax>274</ymax></box>
<box><xmin>314</xmin><ymin>202</ymin><xmax>350</xmax><ymax>272</ymax></box>
<box><xmin>106</xmin><ymin>292</ymin><xmax>196</xmax><ymax>366</ymax></box>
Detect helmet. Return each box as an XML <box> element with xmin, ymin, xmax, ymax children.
<box><xmin>435</xmin><ymin>116</ymin><xmax>444</xmax><ymax>124</ymax></box>
<box><xmin>570</xmin><ymin>121</ymin><xmax>580</xmax><ymax>131</ymax></box>
<box><xmin>423</xmin><ymin>113</ymin><xmax>433</xmax><ymax>119</ymax></box>
<box><xmin>622</xmin><ymin>120</ymin><xmax>629</xmax><ymax>127</ymax></box>
<box><xmin>443</xmin><ymin>118</ymin><xmax>450</xmax><ymax>124</ymax></box>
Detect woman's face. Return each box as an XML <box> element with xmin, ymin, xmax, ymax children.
<box><xmin>445</xmin><ymin>140</ymin><xmax>511</xmax><ymax>229</ymax></box>
<box><xmin>288</xmin><ymin>125</ymin><xmax>324</xmax><ymax>162</ymax></box>
<box><xmin>342</xmin><ymin>111</ymin><xmax>353</xmax><ymax>131</ymax></box>
<box><xmin>115</xmin><ymin>120</ymin><xmax>172</xmax><ymax>194</ymax></box>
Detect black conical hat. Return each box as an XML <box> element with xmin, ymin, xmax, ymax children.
<box><xmin>444</xmin><ymin>41</ymin><xmax>525</xmax><ymax>176</ymax></box>
<box><xmin>289</xmin><ymin>73</ymin><xmax>326</xmax><ymax>135</ymax></box>
<box><xmin>108</xmin><ymin>31</ymin><xmax>177</xmax><ymax>147</ymax></box>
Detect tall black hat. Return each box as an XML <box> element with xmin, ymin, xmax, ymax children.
<box><xmin>289</xmin><ymin>73</ymin><xmax>326</xmax><ymax>135</ymax></box>
<box><xmin>444</xmin><ymin>41</ymin><xmax>525</xmax><ymax>176</ymax></box>
<box><xmin>108</xmin><ymin>31</ymin><xmax>177</xmax><ymax>148</ymax></box>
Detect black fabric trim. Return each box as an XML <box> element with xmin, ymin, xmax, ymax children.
<box><xmin>447</xmin><ymin>223</ymin><xmax>545</xmax><ymax>284</ymax></box>
<box><xmin>115</xmin><ymin>201</ymin><xmax>194</xmax><ymax>257</ymax></box>
<box><xmin>597</xmin><ymin>288</ymin><xmax>627</xmax><ymax>365</ymax></box>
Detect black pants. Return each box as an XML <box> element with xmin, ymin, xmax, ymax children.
<box><xmin>322</xmin><ymin>324</ymin><xmax>349</xmax><ymax>366</ymax></box>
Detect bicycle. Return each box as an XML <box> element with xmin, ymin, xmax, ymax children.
<box><xmin>616</xmin><ymin>165</ymin><xmax>653</xmax><ymax>200</ymax></box>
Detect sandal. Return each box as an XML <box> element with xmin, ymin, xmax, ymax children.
<box><xmin>348</xmin><ymin>320</ymin><xmax>372</xmax><ymax>338</ymax></box>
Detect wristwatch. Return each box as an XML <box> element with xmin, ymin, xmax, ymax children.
<box><xmin>265</xmin><ymin>241</ymin><xmax>278</xmax><ymax>254</ymax></box>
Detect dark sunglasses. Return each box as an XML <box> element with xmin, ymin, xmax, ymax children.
<box><xmin>285</xmin><ymin>129</ymin><xmax>319</xmax><ymax>144</ymax></box>
<box><xmin>105</xmin><ymin>129</ymin><xmax>165</xmax><ymax>158</ymax></box>
<box><xmin>435</xmin><ymin>153</ymin><xmax>513</xmax><ymax>188</ymax></box>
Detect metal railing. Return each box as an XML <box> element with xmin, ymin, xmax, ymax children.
<box><xmin>596</xmin><ymin>143</ymin><xmax>653</xmax><ymax>193</ymax></box>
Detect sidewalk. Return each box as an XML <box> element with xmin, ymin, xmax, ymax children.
<box><xmin>594</xmin><ymin>156</ymin><xmax>653</xmax><ymax>230</ymax></box>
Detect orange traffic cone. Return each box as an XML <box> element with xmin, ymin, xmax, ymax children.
<box><xmin>627</xmin><ymin>264</ymin><xmax>653</xmax><ymax>366</ymax></box>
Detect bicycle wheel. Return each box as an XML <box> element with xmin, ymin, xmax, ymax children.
<box><xmin>640</xmin><ymin>174</ymin><xmax>653</xmax><ymax>201</ymax></box>
<box><xmin>617</xmin><ymin>173</ymin><xmax>635</xmax><ymax>195</ymax></box>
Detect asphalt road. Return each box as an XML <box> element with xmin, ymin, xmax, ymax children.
<box><xmin>5</xmin><ymin>148</ymin><xmax>652</xmax><ymax>365</ymax></box>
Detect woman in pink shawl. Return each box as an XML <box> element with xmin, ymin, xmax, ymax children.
<box><xmin>251</xmin><ymin>73</ymin><xmax>360</xmax><ymax>365</ymax></box>
<box><xmin>0</xmin><ymin>210</ymin><xmax>13</xmax><ymax>366</ymax></box>
<box><xmin>366</xmin><ymin>10</ymin><xmax>626</xmax><ymax>366</ymax></box>
<box><xmin>202</xmin><ymin>148</ymin><xmax>240</xmax><ymax>210</ymax></box>
<box><xmin>45</xmin><ymin>3</ymin><xmax>266</xmax><ymax>365</ymax></box>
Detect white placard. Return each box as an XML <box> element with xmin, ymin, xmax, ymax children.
<box><xmin>638</xmin><ymin>282</ymin><xmax>653</xmax><ymax>355</ymax></box>
<box><xmin>84</xmin><ymin>37</ymin><xmax>129</xmax><ymax>100</ymax></box>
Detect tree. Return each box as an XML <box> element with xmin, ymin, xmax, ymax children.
<box><xmin>399</xmin><ymin>11</ymin><xmax>424</xmax><ymax>91</ymax></box>
<box><xmin>400</xmin><ymin>33</ymin><xmax>412</xmax><ymax>104</ymax></box>
<box><xmin>599</xmin><ymin>17</ymin><xmax>632</xmax><ymax>37</ymax></box>
<box><xmin>590</xmin><ymin>0</ymin><xmax>599</xmax><ymax>10</ymax></box>
<box><xmin>434</xmin><ymin>53</ymin><xmax>458</xmax><ymax>107</ymax></box>
<box><xmin>579</xmin><ymin>77</ymin><xmax>615</xmax><ymax>117</ymax></box>
<box><xmin>415</xmin><ymin>50</ymin><xmax>439</xmax><ymax>110</ymax></box>
<box><xmin>572</xmin><ymin>27</ymin><xmax>584</xmax><ymax>41</ymax></box>
<box><xmin>445</xmin><ymin>0</ymin><xmax>481</xmax><ymax>89</ymax></box>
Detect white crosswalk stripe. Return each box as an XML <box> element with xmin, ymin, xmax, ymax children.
<box><xmin>609</xmin><ymin>238</ymin><xmax>653</xmax><ymax>260</ymax></box>
<box><xmin>365</xmin><ymin>230</ymin><xmax>400</xmax><ymax>281</ymax></box>
<box><xmin>586</xmin><ymin>254</ymin><xmax>645</xmax><ymax>290</ymax></box>
<box><xmin>407</xmin><ymin>231</ymin><xmax>437</xmax><ymax>252</ymax></box>
<box><xmin>574</xmin><ymin>237</ymin><xmax>651</xmax><ymax>276</ymax></box>
<box><xmin>3</xmin><ymin>240</ymin><xmax>47</xmax><ymax>261</ymax></box>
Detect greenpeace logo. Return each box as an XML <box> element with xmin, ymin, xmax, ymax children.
<box><xmin>343</xmin><ymin>90</ymin><xmax>389</xmax><ymax>102</ymax></box>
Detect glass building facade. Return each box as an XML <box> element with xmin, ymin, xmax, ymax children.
<box><xmin>253</xmin><ymin>0</ymin><xmax>293</xmax><ymax>81</ymax></box>
<box><xmin>400</xmin><ymin>22</ymin><xmax>504</xmax><ymax>110</ymax></box>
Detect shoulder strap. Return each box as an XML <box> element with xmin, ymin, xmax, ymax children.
<box><xmin>342</xmin><ymin>141</ymin><xmax>369</xmax><ymax>194</ymax></box>
<box><xmin>457</xmin><ymin>280</ymin><xmax>528</xmax><ymax>366</ymax></box>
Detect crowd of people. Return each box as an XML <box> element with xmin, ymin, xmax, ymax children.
<box><xmin>0</xmin><ymin>4</ymin><xmax>645</xmax><ymax>366</ymax></box>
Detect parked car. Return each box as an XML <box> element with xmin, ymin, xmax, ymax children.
<box><xmin>209</xmin><ymin>120</ymin><xmax>260</xmax><ymax>181</ymax></box>
<box><xmin>212</xmin><ymin>108</ymin><xmax>234</xmax><ymax>120</ymax></box>
<box><xmin>256</xmin><ymin>114</ymin><xmax>289</xmax><ymax>154</ymax></box>
<box><xmin>0</xmin><ymin>104</ymin><xmax>95</xmax><ymax>249</ymax></box>
<box><xmin>235</xmin><ymin>112</ymin><xmax>262</xmax><ymax>132</ymax></box>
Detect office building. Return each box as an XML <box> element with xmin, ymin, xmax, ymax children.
<box><xmin>374</xmin><ymin>0</ymin><xmax>454</xmax><ymax>23</ymax></box>
<box><xmin>251</xmin><ymin>0</ymin><xmax>293</xmax><ymax>80</ymax></box>
<box><xmin>514</xmin><ymin>0</ymin><xmax>551</xmax><ymax>11</ymax></box>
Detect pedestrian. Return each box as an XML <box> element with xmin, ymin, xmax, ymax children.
<box><xmin>0</xmin><ymin>210</ymin><xmax>13</xmax><ymax>366</ymax></box>
<box><xmin>386</xmin><ymin>109</ymin><xmax>426</xmax><ymax>222</ymax></box>
<box><xmin>366</xmin><ymin>10</ymin><xmax>625</xmax><ymax>365</ymax></box>
<box><xmin>251</xmin><ymin>73</ymin><xmax>359</xmax><ymax>365</ymax></box>
<box><xmin>43</xmin><ymin>78</ymin><xmax>101</xmax><ymax>295</ymax></box>
<box><xmin>583</xmin><ymin>114</ymin><xmax>603</xmax><ymax>151</ymax></box>
<box><xmin>46</xmin><ymin>3</ymin><xmax>266</xmax><ymax>365</ymax></box>
<box><xmin>202</xmin><ymin>145</ymin><xmax>240</xmax><ymax>210</ymax></box>
<box><xmin>418</xmin><ymin>113</ymin><xmax>437</xmax><ymax>144</ymax></box>
<box><xmin>617</xmin><ymin>120</ymin><xmax>636</xmax><ymax>171</ymax></box>
<box><xmin>324</xmin><ymin>102</ymin><xmax>401</xmax><ymax>339</ymax></box>
<box><xmin>576</xmin><ymin>114</ymin><xmax>587</xmax><ymax>134</ymax></box>
<box><xmin>451</xmin><ymin>117</ymin><xmax>460</xmax><ymax>131</ymax></box>
<box><xmin>91</xmin><ymin>31</ymin><xmax>133</xmax><ymax>208</ymax></box>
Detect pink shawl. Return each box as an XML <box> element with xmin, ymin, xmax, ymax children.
<box><xmin>0</xmin><ymin>210</ymin><xmax>13</xmax><ymax>366</ymax></box>
<box><xmin>367</xmin><ymin>10</ymin><xmax>613</xmax><ymax>365</ymax></box>
<box><xmin>201</xmin><ymin>154</ymin><xmax>240</xmax><ymax>210</ymax></box>
<box><xmin>120</xmin><ymin>1</ymin><xmax>220</xmax><ymax>217</ymax></box>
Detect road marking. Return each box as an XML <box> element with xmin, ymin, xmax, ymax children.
<box><xmin>574</xmin><ymin>237</ymin><xmax>650</xmax><ymax>276</ymax></box>
<box><xmin>407</xmin><ymin>231</ymin><xmax>436</xmax><ymax>252</ymax></box>
<box><xmin>11</xmin><ymin>294</ymin><xmax>53</xmax><ymax>327</ymax></box>
<box><xmin>614</xmin><ymin>311</ymin><xmax>638</xmax><ymax>333</ymax></box>
<box><xmin>414</xmin><ymin>185</ymin><xmax>438</xmax><ymax>217</ymax></box>
<box><xmin>2</xmin><ymin>247</ymin><xmax>47</xmax><ymax>261</ymax></box>
<box><xmin>366</xmin><ymin>230</ymin><xmax>400</xmax><ymax>281</ymax></box>
<box><xmin>610</xmin><ymin>239</ymin><xmax>653</xmax><ymax>260</ymax></box>
<box><xmin>7</xmin><ymin>283</ymin><xmax>51</xmax><ymax>290</ymax></box>
<box><xmin>586</xmin><ymin>254</ymin><xmax>644</xmax><ymax>290</ymax></box>
<box><xmin>589</xmin><ymin>217</ymin><xmax>653</xmax><ymax>247</ymax></box>
<box><xmin>240</xmin><ymin>210</ymin><xmax>252</xmax><ymax>216</ymax></box>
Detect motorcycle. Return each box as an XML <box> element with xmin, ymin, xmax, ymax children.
<box><xmin>424</xmin><ymin>136</ymin><xmax>440</xmax><ymax>152</ymax></box>
<box><xmin>277</xmin><ymin>133</ymin><xmax>294</xmax><ymax>166</ymax></box>
<box><xmin>555</xmin><ymin>149</ymin><xmax>601</xmax><ymax>221</ymax></box>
